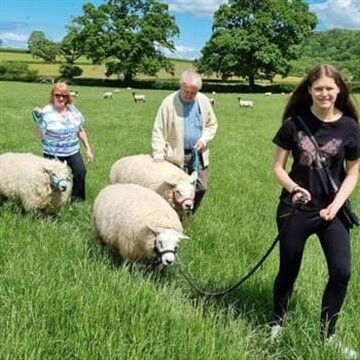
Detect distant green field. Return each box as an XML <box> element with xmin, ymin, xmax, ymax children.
<box><xmin>0</xmin><ymin>50</ymin><xmax>302</xmax><ymax>84</ymax></box>
<box><xmin>0</xmin><ymin>50</ymin><xmax>198</xmax><ymax>80</ymax></box>
<box><xmin>0</xmin><ymin>81</ymin><xmax>359</xmax><ymax>359</ymax></box>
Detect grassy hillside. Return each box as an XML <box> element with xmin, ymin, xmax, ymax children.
<box><xmin>0</xmin><ymin>50</ymin><xmax>301</xmax><ymax>85</ymax></box>
<box><xmin>0</xmin><ymin>81</ymin><xmax>359</xmax><ymax>359</ymax></box>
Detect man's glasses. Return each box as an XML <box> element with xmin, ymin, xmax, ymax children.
<box><xmin>54</xmin><ymin>93</ymin><xmax>69</xmax><ymax>99</ymax></box>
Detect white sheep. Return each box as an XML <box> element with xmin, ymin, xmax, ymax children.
<box><xmin>109</xmin><ymin>154</ymin><xmax>197</xmax><ymax>216</ymax></box>
<box><xmin>103</xmin><ymin>91</ymin><xmax>113</xmax><ymax>99</ymax></box>
<box><xmin>0</xmin><ymin>152</ymin><xmax>71</xmax><ymax>213</ymax></box>
<box><xmin>132</xmin><ymin>92</ymin><xmax>146</xmax><ymax>102</ymax></box>
<box><xmin>93</xmin><ymin>183</ymin><xmax>189</xmax><ymax>265</ymax></box>
<box><xmin>114</xmin><ymin>89</ymin><xmax>120</xmax><ymax>93</ymax></box>
<box><xmin>237</xmin><ymin>97</ymin><xmax>254</xmax><ymax>108</ymax></box>
<box><xmin>70</xmin><ymin>90</ymin><xmax>78</xmax><ymax>98</ymax></box>
<box><xmin>264</xmin><ymin>92</ymin><xmax>272</xmax><ymax>96</ymax></box>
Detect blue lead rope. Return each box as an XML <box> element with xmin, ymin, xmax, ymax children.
<box><xmin>191</xmin><ymin>148</ymin><xmax>201</xmax><ymax>173</ymax></box>
<box><xmin>31</xmin><ymin>110</ymin><xmax>58</xmax><ymax>160</ymax></box>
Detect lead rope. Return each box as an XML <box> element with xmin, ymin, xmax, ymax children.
<box><xmin>31</xmin><ymin>110</ymin><xmax>58</xmax><ymax>160</ymax></box>
<box><xmin>175</xmin><ymin>206</ymin><xmax>297</xmax><ymax>297</ymax></box>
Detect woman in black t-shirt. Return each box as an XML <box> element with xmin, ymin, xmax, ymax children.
<box><xmin>270</xmin><ymin>64</ymin><xmax>359</xmax><ymax>356</ymax></box>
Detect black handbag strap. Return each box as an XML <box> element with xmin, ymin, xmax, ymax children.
<box><xmin>295</xmin><ymin>115</ymin><xmax>339</xmax><ymax>194</ymax></box>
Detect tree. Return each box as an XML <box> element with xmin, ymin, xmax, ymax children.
<box><xmin>70</xmin><ymin>0</ymin><xmax>179</xmax><ymax>83</ymax></box>
<box><xmin>27</xmin><ymin>31</ymin><xmax>59</xmax><ymax>63</ymax></box>
<box><xmin>59</xmin><ymin>26</ymin><xmax>86</xmax><ymax>64</ymax></box>
<box><xmin>197</xmin><ymin>0</ymin><xmax>317</xmax><ymax>87</ymax></box>
<box><xmin>59</xmin><ymin>63</ymin><xmax>83</xmax><ymax>80</ymax></box>
<box><xmin>291</xmin><ymin>29</ymin><xmax>360</xmax><ymax>79</ymax></box>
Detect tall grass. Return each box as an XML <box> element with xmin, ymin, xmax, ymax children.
<box><xmin>0</xmin><ymin>81</ymin><xmax>359</xmax><ymax>359</ymax></box>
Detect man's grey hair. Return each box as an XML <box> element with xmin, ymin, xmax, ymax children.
<box><xmin>180</xmin><ymin>70</ymin><xmax>202</xmax><ymax>90</ymax></box>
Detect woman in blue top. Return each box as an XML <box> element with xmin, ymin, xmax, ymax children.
<box><xmin>34</xmin><ymin>82</ymin><xmax>94</xmax><ymax>202</ymax></box>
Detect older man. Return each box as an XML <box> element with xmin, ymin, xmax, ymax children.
<box><xmin>151</xmin><ymin>70</ymin><xmax>218</xmax><ymax>211</ymax></box>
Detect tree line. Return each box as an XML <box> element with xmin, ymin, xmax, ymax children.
<box><xmin>21</xmin><ymin>0</ymin><xmax>360</xmax><ymax>85</ymax></box>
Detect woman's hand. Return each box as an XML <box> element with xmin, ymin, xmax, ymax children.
<box><xmin>291</xmin><ymin>186</ymin><xmax>312</xmax><ymax>205</ymax></box>
<box><xmin>33</xmin><ymin>107</ymin><xmax>43</xmax><ymax>116</ymax></box>
<box><xmin>86</xmin><ymin>148</ymin><xmax>94</xmax><ymax>162</ymax></box>
<box><xmin>319</xmin><ymin>203</ymin><xmax>339</xmax><ymax>221</ymax></box>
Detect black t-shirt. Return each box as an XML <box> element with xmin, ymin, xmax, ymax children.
<box><xmin>273</xmin><ymin>109</ymin><xmax>360</xmax><ymax>208</ymax></box>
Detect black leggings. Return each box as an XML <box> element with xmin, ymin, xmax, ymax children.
<box><xmin>44</xmin><ymin>152</ymin><xmax>86</xmax><ymax>201</ymax></box>
<box><xmin>273</xmin><ymin>201</ymin><xmax>351</xmax><ymax>338</ymax></box>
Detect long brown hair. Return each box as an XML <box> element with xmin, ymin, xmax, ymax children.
<box><xmin>282</xmin><ymin>64</ymin><xmax>358</xmax><ymax>123</ymax></box>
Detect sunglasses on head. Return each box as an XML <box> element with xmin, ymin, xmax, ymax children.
<box><xmin>54</xmin><ymin>93</ymin><xmax>69</xmax><ymax>99</ymax></box>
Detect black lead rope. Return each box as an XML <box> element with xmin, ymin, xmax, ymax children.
<box><xmin>176</xmin><ymin>206</ymin><xmax>298</xmax><ymax>297</ymax></box>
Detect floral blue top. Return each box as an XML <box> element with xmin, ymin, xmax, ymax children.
<box><xmin>39</xmin><ymin>104</ymin><xmax>84</xmax><ymax>157</ymax></box>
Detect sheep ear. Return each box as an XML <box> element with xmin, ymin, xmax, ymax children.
<box><xmin>179</xmin><ymin>233</ymin><xmax>190</xmax><ymax>240</ymax></box>
<box><xmin>42</xmin><ymin>166</ymin><xmax>51</xmax><ymax>174</ymax></box>
<box><xmin>147</xmin><ymin>223</ymin><xmax>160</xmax><ymax>235</ymax></box>
<box><xmin>164</xmin><ymin>178</ymin><xmax>177</xmax><ymax>187</ymax></box>
<box><xmin>189</xmin><ymin>171</ymin><xmax>198</xmax><ymax>183</ymax></box>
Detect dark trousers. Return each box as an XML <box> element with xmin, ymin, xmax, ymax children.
<box><xmin>183</xmin><ymin>151</ymin><xmax>208</xmax><ymax>211</ymax></box>
<box><xmin>273</xmin><ymin>201</ymin><xmax>351</xmax><ymax>338</ymax></box>
<box><xmin>44</xmin><ymin>152</ymin><xmax>87</xmax><ymax>201</ymax></box>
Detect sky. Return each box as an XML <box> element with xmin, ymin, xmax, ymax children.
<box><xmin>0</xmin><ymin>0</ymin><xmax>359</xmax><ymax>60</ymax></box>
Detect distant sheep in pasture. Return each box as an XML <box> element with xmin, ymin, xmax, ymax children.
<box><xmin>237</xmin><ymin>97</ymin><xmax>254</xmax><ymax>108</ymax></box>
<box><xmin>109</xmin><ymin>154</ymin><xmax>197</xmax><ymax>218</ymax></box>
<box><xmin>0</xmin><ymin>153</ymin><xmax>71</xmax><ymax>213</ymax></box>
<box><xmin>264</xmin><ymin>92</ymin><xmax>272</xmax><ymax>96</ymax></box>
<box><xmin>103</xmin><ymin>91</ymin><xmax>113</xmax><ymax>99</ymax></box>
<box><xmin>93</xmin><ymin>184</ymin><xmax>189</xmax><ymax>265</ymax></box>
<box><xmin>70</xmin><ymin>90</ymin><xmax>78</xmax><ymax>98</ymax></box>
<box><xmin>132</xmin><ymin>92</ymin><xmax>146</xmax><ymax>103</ymax></box>
<box><xmin>114</xmin><ymin>89</ymin><xmax>120</xmax><ymax>93</ymax></box>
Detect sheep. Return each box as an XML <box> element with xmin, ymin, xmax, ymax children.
<box><xmin>114</xmin><ymin>89</ymin><xmax>120</xmax><ymax>93</ymax></box>
<box><xmin>0</xmin><ymin>152</ymin><xmax>71</xmax><ymax>213</ymax></box>
<box><xmin>264</xmin><ymin>92</ymin><xmax>272</xmax><ymax>96</ymax></box>
<box><xmin>237</xmin><ymin>97</ymin><xmax>254</xmax><ymax>108</ymax></box>
<box><xmin>109</xmin><ymin>154</ymin><xmax>197</xmax><ymax>217</ymax></box>
<box><xmin>93</xmin><ymin>183</ymin><xmax>189</xmax><ymax>265</ymax></box>
<box><xmin>103</xmin><ymin>91</ymin><xmax>113</xmax><ymax>99</ymax></box>
<box><xmin>132</xmin><ymin>92</ymin><xmax>146</xmax><ymax>103</ymax></box>
<box><xmin>70</xmin><ymin>90</ymin><xmax>78</xmax><ymax>98</ymax></box>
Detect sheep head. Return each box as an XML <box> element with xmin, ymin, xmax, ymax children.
<box><xmin>147</xmin><ymin>224</ymin><xmax>189</xmax><ymax>265</ymax></box>
<box><xmin>43</xmin><ymin>160</ymin><xmax>70</xmax><ymax>192</ymax></box>
<box><xmin>164</xmin><ymin>171</ymin><xmax>197</xmax><ymax>211</ymax></box>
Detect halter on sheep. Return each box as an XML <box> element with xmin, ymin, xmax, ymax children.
<box><xmin>46</xmin><ymin>170</ymin><xmax>69</xmax><ymax>192</ymax></box>
<box><xmin>148</xmin><ymin>224</ymin><xmax>189</xmax><ymax>265</ymax></box>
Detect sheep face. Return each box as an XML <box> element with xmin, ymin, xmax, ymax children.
<box><xmin>148</xmin><ymin>225</ymin><xmax>189</xmax><ymax>265</ymax></box>
<box><xmin>165</xmin><ymin>172</ymin><xmax>197</xmax><ymax>210</ymax></box>
<box><xmin>49</xmin><ymin>172</ymin><xmax>69</xmax><ymax>192</ymax></box>
<box><xmin>43</xmin><ymin>162</ymin><xmax>70</xmax><ymax>192</ymax></box>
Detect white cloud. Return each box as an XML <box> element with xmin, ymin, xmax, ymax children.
<box><xmin>161</xmin><ymin>44</ymin><xmax>199</xmax><ymax>60</ymax></box>
<box><xmin>164</xmin><ymin>0</ymin><xmax>227</xmax><ymax>18</ymax></box>
<box><xmin>310</xmin><ymin>0</ymin><xmax>360</xmax><ymax>29</ymax></box>
<box><xmin>0</xmin><ymin>32</ymin><xmax>28</xmax><ymax>42</ymax></box>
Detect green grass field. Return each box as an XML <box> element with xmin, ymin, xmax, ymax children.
<box><xmin>0</xmin><ymin>81</ymin><xmax>359</xmax><ymax>359</ymax></box>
